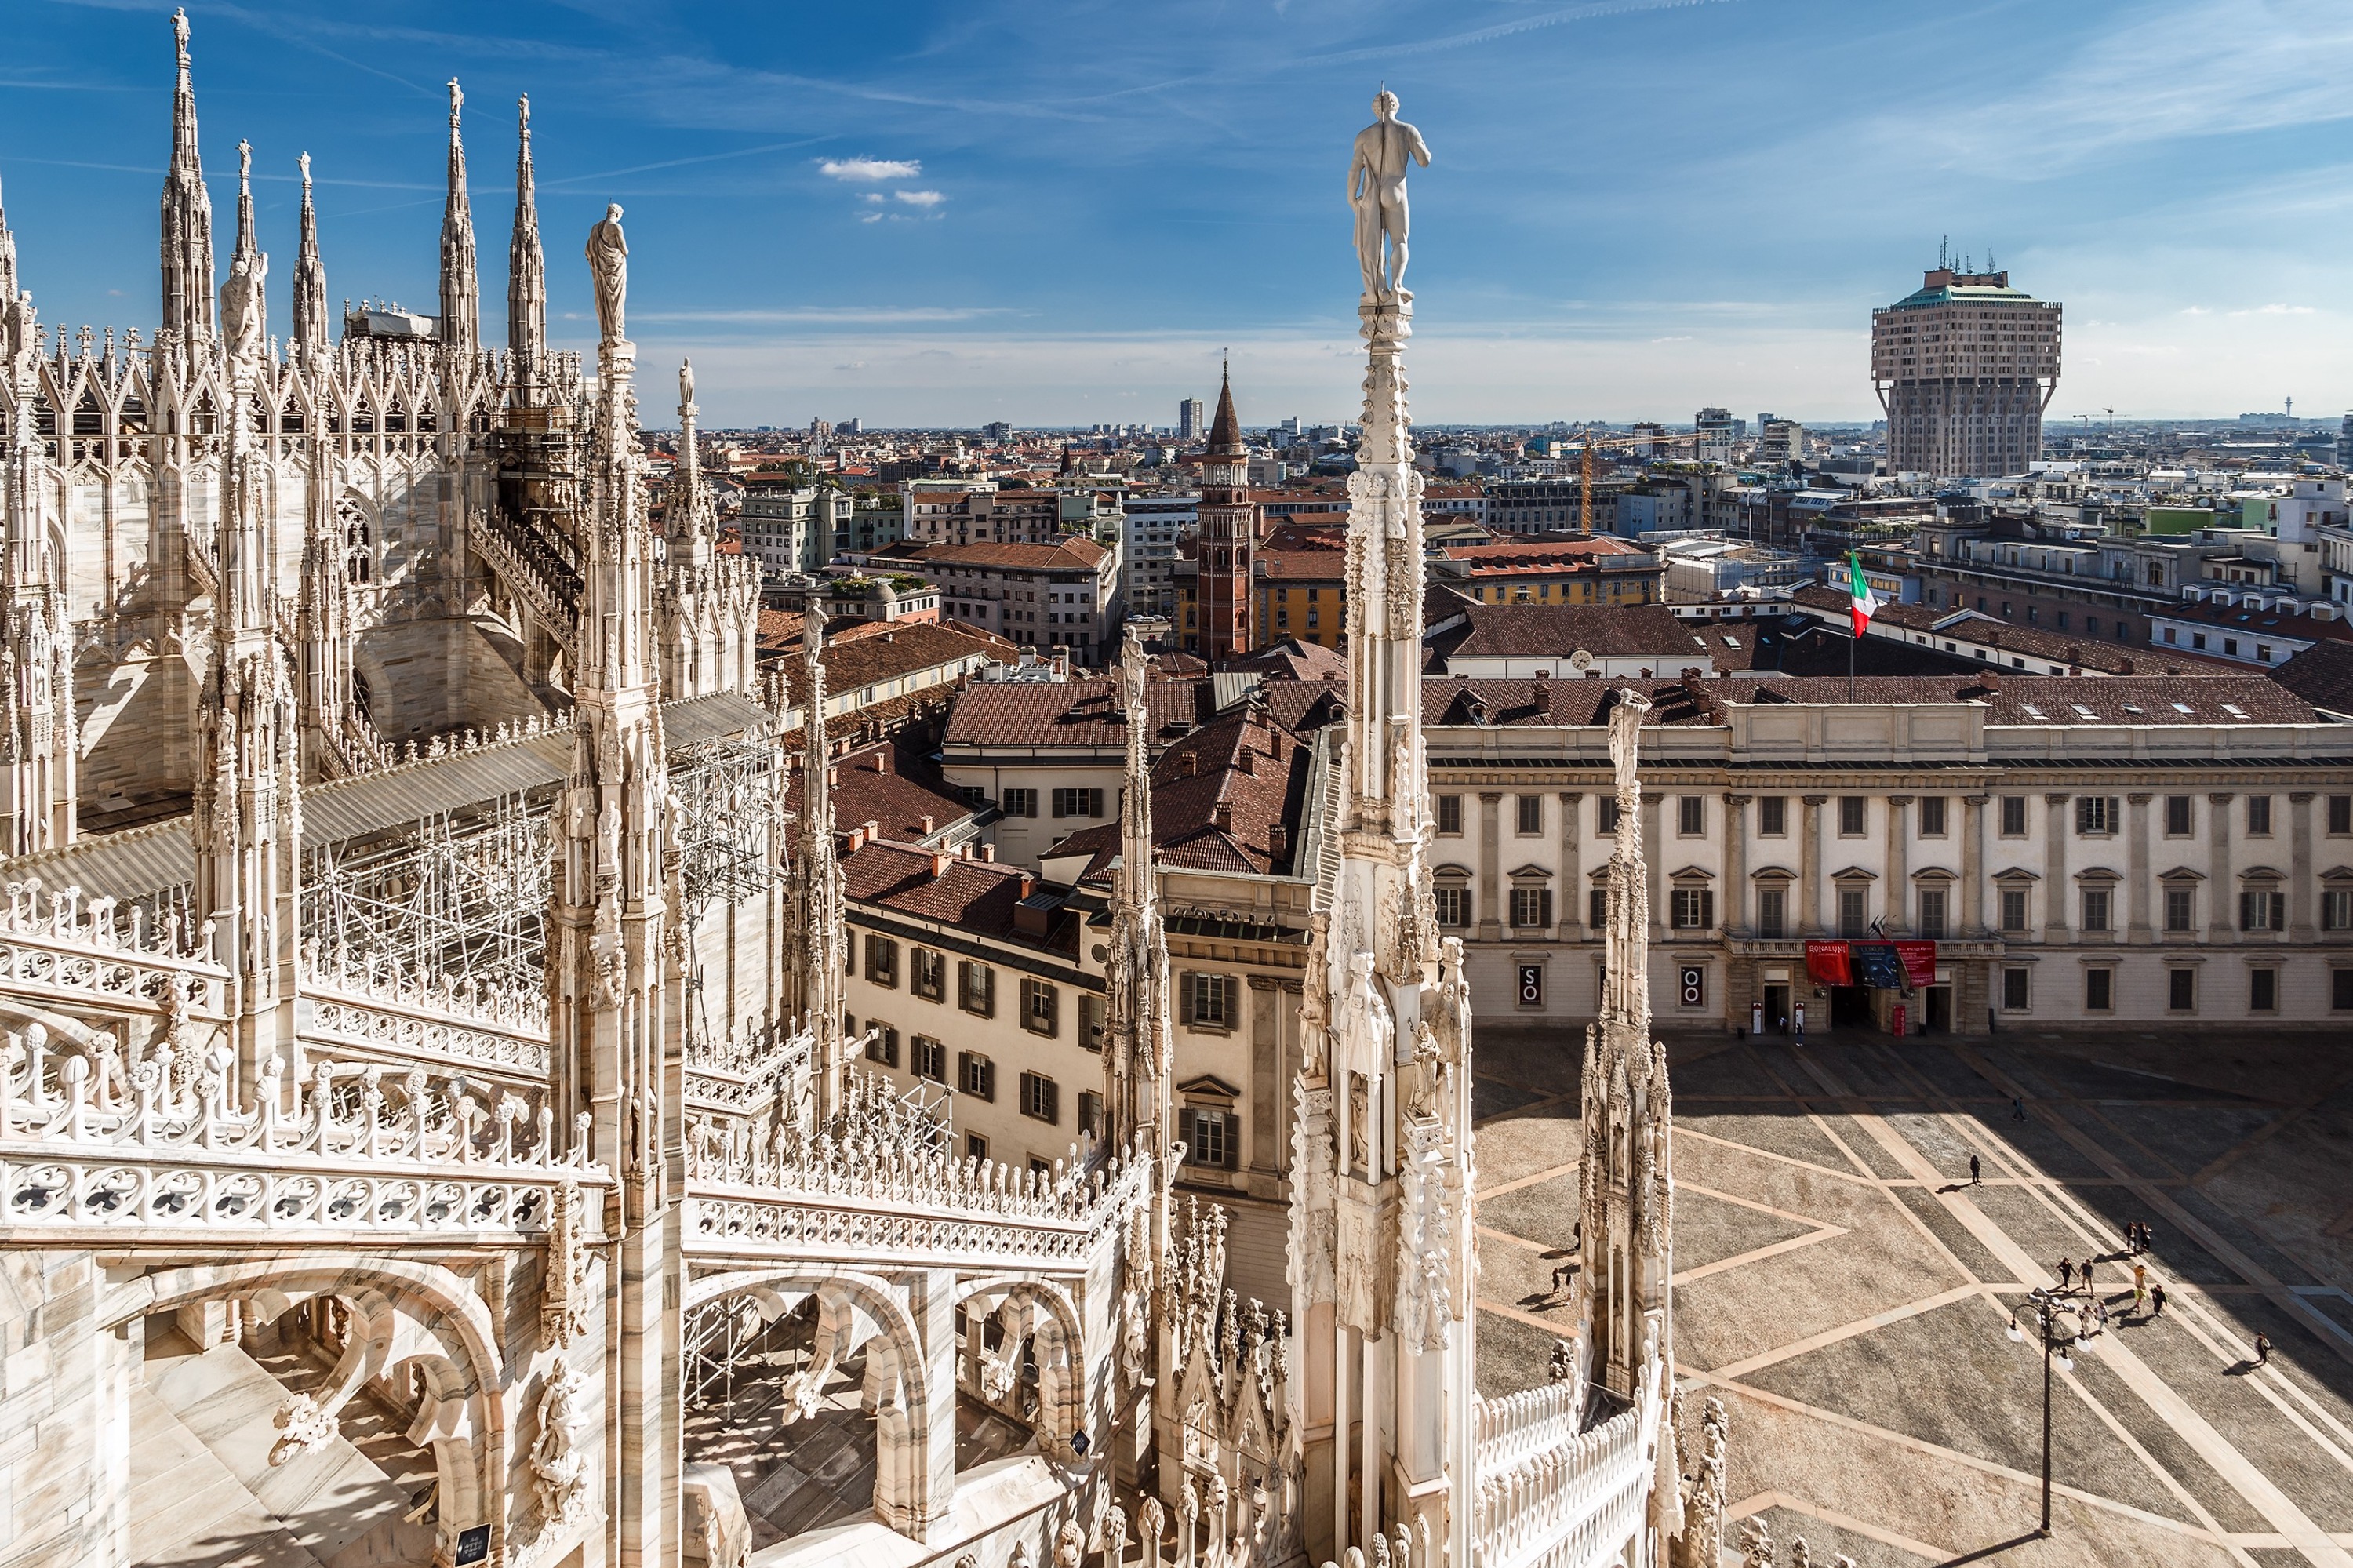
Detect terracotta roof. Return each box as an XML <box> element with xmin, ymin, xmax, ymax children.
<box><xmin>768</xmin><ymin>620</ymin><xmax>1017</xmax><ymax>706</ymax></box>
<box><xmin>1444</xmin><ymin>602</ymin><xmax>1707</xmax><ymax>660</ymax></box>
<box><xmin>841</xmin><ymin>840</ymin><xmax>1071</xmax><ymax>950</ymax></box>
<box><xmin>1786</xmin><ymin>586</ymin><xmax>2183</xmax><ymax>675</ymax></box>
<box><xmin>1441</xmin><ymin>537</ymin><xmax>1646</xmax><ymax>564</ymax></box>
<box><xmin>901</xmin><ymin>537</ymin><xmax>1109</xmax><ymax>573</ymax></box>
<box><xmin>1049</xmin><ymin>698</ymin><xmax>1315</xmax><ymax>879</ymax></box>
<box><xmin>786</xmin><ymin>739</ymin><xmax>973</xmax><ymax>846</ymax></box>
<box><xmin>943</xmin><ymin>675</ymin><xmax>1343</xmax><ymax>753</ymax></box>
<box><xmin>1418</xmin><ymin>673</ymin><xmax>2318</xmax><ymax>728</ymax></box>
<box><xmin>1258</xmin><ymin>550</ymin><xmax>1351</xmax><ymax>583</ymax></box>
<box><xmin>1224</xmin><ymin>638</ymin><xmax>1350</xmax><ymax>682</ymax></box>
<box><xmin>2155</xmin><ymin>595</ymin><xmax>2353</xmax><ymax>645</ymax></box>
<box><xmin>2271</xmin><ymin>638</ymin><xmax>2353</xmax><ymax>716</ymax></box>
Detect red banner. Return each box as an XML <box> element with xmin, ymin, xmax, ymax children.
<box><xmin>1804</xmin><ymin>940</ymin><xmax>1852</xmax><ymax>987</ymax></box>
<box><xmin>1895</xmin><ymin>940</ymin><xmax>1938</xmax><ymax>988</ymax></box>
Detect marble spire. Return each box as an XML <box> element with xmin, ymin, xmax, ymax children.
<box><xmin>438</xmin><ymin>78</ymin><xmax>479</xmax><ymax>353</ymax></box>
<box><xmin>159</xmin><ymin>8</ymin><xmax>216</xmax><ymax>345</ymax></box>
<box><xmin>668</xmin><ymin>359</ymin><xmax>715</xmax><ymax>566</ymax></box>
<box><xmin>0</xmin><ymin>171</ymin><xmax>17</xmax><ymax>315</ymax></box>
<box><xmin>291</xmin><ymin>154</ymin><xmax>328</xmax><ymax>357</ymax></box>
<box><xmin>1103</xmin><ymin>624</ymin><xmax>1172</xmax><ymax>1152</ymax></box>
<box><xmin>507</xmin><ymin>95</ymin><xmax>546</xmax><ymax>368</ymax></box>
<box><xmin>788</xmin><ymin>606</ymin><xmax>849</xmax><ymax>1123</ymax></box>
<box><xmin>218</xmin><ymin>141</ymin><xmax>267</xmax><ymax>369</ymax></box>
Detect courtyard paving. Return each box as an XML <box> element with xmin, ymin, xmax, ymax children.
<box><xmin>1470</xmin><ymin>1023</ymin><xmax>2353</xmax><ymax>1567</ymax></box>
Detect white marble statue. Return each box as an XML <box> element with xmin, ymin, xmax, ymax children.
<box><xmin>1347</xmin><ymin>89</ymin><xmax>1431</xmax><ymax>304</ymax></box>
<box><xmin>586</xmin><ymin>202</ymin><xmax>627</xmax><ymax>346</ymax></box>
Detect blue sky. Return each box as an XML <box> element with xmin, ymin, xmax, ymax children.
<box><xmin>5</xmin><ymin>0</ymin><xmax>2352</xmax><ymax>427</ymax></box>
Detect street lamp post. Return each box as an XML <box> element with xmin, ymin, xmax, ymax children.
<box><xmin>2006</xmin><ymin>1289</ymin><xmax>2080</xmax><ymax>1537</ymax></box>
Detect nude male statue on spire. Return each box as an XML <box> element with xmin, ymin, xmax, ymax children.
<box><xmin>1348</xmin><ymin>89</ymin><xmax>1432</xmax><ymax>304</ymax></box>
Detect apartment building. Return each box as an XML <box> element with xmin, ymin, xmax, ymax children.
<box><xmin>1421</xmin><ymin>672</ymin><xmax>2353</xmax><ymax>1035</ymax></box>
<box><xmin>1121</xmin><ymin>493</ymin><xmax>1197</xmax><ymax>617</ymax></box>
<box><xmin>1435</xmin><ymin>536</ymin><xmax>1663</xmax><ymax>606</ymax></box>
<box><xmin>881</xmin><ymin>536</ymin><xmax>1122</xmax><ymax>663</ymax></box>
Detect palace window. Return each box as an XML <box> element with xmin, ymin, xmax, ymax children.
<box><xmin>958</xmin><ymin>1050</ymin><xmax>996</xmax><ymax>1101</ymax></box>
<box><xmin>912</xmin><ymin>947</ymin><xmax>945</xmax><ymax>1002</ymax></box>
<box><xmin>1838</xmin><ymin>887</ymin><xmax>1869</xmax><ymax>937</ymax></box>
<box><xmin>1517</xmin><ymin>795</ymin><xmax>1544</xmax><ymax>835</ymax></box>
<box><xmin>2246</xmin><ymin>795</ymin><xmax>2273</xmax><ymax>835</ymax></box>
<box><xmin>1916</xmin><ymin>886</ymin><xmax>1948</xmax><ymax>939</ymax></box>
<box><xmin>2164</xmin><ymin>886</ymin><xmax>2196</xmax><ymax>933</ymax></box>
<box><xmin>865</xmin><ymin>935</ymin><xmax>899</xmax><ymax>987</ymax></box>
<box><xmin>1434</xmin><ymin>884</ymin><xmax>1470</xmax><ymax>928</ymax></box>
<box><xmin>2166</xmin><ymin>795</ymin><xmax>2193</xmax><ymax>836</ymax></box>
<box><xmin>1080</xmin><ymin>993</ymin><xmax>1106</xmax><ymax>1051</ymax></box>
<box><xmin>1020</xmin><ymin>1071</ymin><xmax>1060</xmax><ymax>1124</ymax></box>
<box><xmin>1509</xmin><ymin>885</ymin><xmax>1553</xmax><ymax>930</ymax></box>
<box><xmin>2000</xmin><ymin>796</ymin><xmax>2029</xmax><ymax>836</ymax></box>
<box><xmin>1053</xmin><ymin>788</ymin><xmax>1104</xmax><ymax>820</ymax></box>
<box><xmin>1918</xmin><ymin>796</ymin><xmax>1947</xmax><ymax>837</ymax></box>
<box><xmin>1999</xmin><ymin>888</ymin><xmax>2030</xmax><ymax>933</ymax></box>
<box><xmin>2080</xmin><ymin>888</ymin><xmax>2111</xmax><ymax>933</ymax></box>
<box><xmin>866</xmin><ymin>1026</ymin><xmax>900</xmax><ymax>1068</ymax></box>
<box><xmin>1185</xmin><ymin>972</ymin><xmax>1234</xmax><ymax>1030</ymax></box>
<box><xmin>1678</xmin><ymin>796</ymin><xmax>1706</xmax><ymax>837</ymax></box>
<box><xmin>958</xmin><ymin>960</ymin><xmax>996</xmax><ymax>1017</ymax></box>
<box><xmin>2002</xmin><ymin>967</ymin><xmax>2030</xmax><ymax>1010</ymax></box>
<box><xmin>1755</xmin><ymin>886</ymin><xmax>1788</xmax><ymax>940</ymax></box>
<box><xmin>1020</xmin><ymin>978</ymin><xmax>1060</xmax><ymax>1038</ymax></box>
<box><xmin>1669</xmin><ymin>888</ymin><xmax>1714</xmax><ymax>930</ymax></box>
<box><xmin>2169</xmin><ymin>969</ymin><xmax>2197</xmax><ymax>1012</ymax></box>
<box><xmin>2240</xmin><ymin>888</ymin><xmax>2286</xmax><ymax>933</ymax></box>
<box><xmin>914</xmin><ymin>1035</ymin><xmax>946</xmax><ymax>1082</ymax></box>
<box><xmin>1436</xmin><ymin>795</ymin><xmax>1464</xmax><ymax>835</ymax></box>
<box><xmin>1002</xmin><ymin>788</ymin><xmax>1038</xmax><ymax>818</ymax></box>
<box><xmin>1185</xmin><ymin>1107</ymin><xmax>1239</xmax><ymax>1170</ymax></box>
<box><xmin>1758</xmin><ymin>796</ymin><xmax>1787</xmax><ymax>836</ymax></box>
<box><xmin>2250</xmin><ymin>969</ymin><xmax>2279</xmax><ymax>1013</ymax></box>
<box><xmin>1838</xmin><ymin>797</ymin><xmax>1867</xmax><ymax>837</ymax></box>
<box><xmin>2085</xmin><ymin>970</ymin><xmax>2113</xmax><ymax>1013</ymax></box>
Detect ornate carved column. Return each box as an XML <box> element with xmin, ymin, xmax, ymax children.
<box><xmin>2208</xmin><ymin>793</ymin><xmax>2235</xmax><ymax>944</ymax></box>
<box><xmin>1962</xmin><ymin>795</ymin><xmax>1988</xmax><ymax>936</ymax></box>
<box><xmin>2043</xmin><ymin>793</ymin><xmax>2071</xmax><ymax>944</ymax></box>
<box><xmin>1800</xmin><ymin>795</ymin><xmax>1827</xmax><ymax>936</ymax></box>
<box><xmin>1886</xmin><ymin>795</ymin><xmax>1913</xmax><ymax>934</ymax></box>
<box><xmin>1642</xmin><ymin>791</ymin><xmax>1665</xmax><ymax>938</ymax></box>
<box><xmin>1556</xmin><ymin>791</ymin><xmax>1582</xmax><ymax>941</ymax></box>
<box><xmin>1722</xmin><ymin>794</ymin><xmax>1751</xmax><ymax>934</ymax></box>
<box><xmin>2126</xmin><ymin>793</ymin><xmax>2153</xmax><ymax>944</ymax></box>
<box><xmin>2291</xmin><ymin>792</ymin><xmax>2317</xmax><ymax>942</ymax></box>
<box><xmin>1477</xmin><ymin>791</ymin><xmax>1503</xmax><ymax>940</ymax></box>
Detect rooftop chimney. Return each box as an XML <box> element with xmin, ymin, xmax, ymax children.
<box><xmin>920</xmin><ymin>814</ymin><xmax>936</xmax><ymax>835</ymax></box>
<box><xmin>1212</xmin><ymin>802</ymin><xmax>1234</xmax><ymax>832</ymax></box>
<box><xmin>981</xmin><ymin>844</ymin><xmax>997</xmax><ymax>863</ymax></box>
<box><xmin>875</xmin><ymin>750</ymin><xmax>891</xmax><ymax>774</ymax></box>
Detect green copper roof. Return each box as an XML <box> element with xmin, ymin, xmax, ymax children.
<box><xmin>1886</xmin><ymin>282</ymin><xmax>2047</xmax><ymax>309</ymax></box>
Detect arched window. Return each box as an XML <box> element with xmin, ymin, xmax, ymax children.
<box><xmin>340</xmin><ymin>498</ymin><xmax>373</xmax><ymax>584</ymax></box>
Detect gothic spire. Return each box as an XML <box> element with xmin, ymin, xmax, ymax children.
<box><xmin>791</xmin><ymin>605</ymin><xmax>849</xmax><ymax>1121</ymax></box>
<box><xmin>669</xmin><ymin>358</ymin><xmax>716</xmax><ymax>564</ymax></box>
<box><xmin>0</xmin><ymin>171</ymin><xmax>17</xmax><ymax>313</ymax></box>
<box><xmin>232</xmin><ymin>139</ymin><xmax>256</xmax><ymax>264</ymax></box>
<box><xmin>1104</xmin><ymin>624</ymin><xmax>1171</xmax><ymax>1149</ymax></box>
<box><xmin>291</xmin><ymin>153</ymin><xmax>328</xmax><ymax>356</ymax></box>
<box><xmin>159</xmin><ymin>7</ymin><xmax>216</xmax><ymax>344</ymax></box>
<box><xmin>507</xmin><ymin>94</ymin><xmax>546</xmax><ymax>366</ymax></box>
<box><xmin>438</xmin><ymin>78</ymin><xmax>479</xmax><ymax>352</ymax></box>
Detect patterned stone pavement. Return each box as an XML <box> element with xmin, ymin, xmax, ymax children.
<box><xmin>1469</xmin><ymin>1024</ymin><xmax>2353</xmax><ymax>1566</ymax></box>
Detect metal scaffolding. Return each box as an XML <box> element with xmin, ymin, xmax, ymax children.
<box><xmin>300</xmin><ymin>791</ymin><xmax>551</xmax><ymax>995</ymax></box>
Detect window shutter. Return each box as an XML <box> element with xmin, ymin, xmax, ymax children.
<box><xmin>1089</xmin><ymin>789</ymin><xmax>1105</xmax><ymax>818</ymax></box>
<box><xmin>1052</xmin><ymin>791</ymin><xmax>1067</xmax><ymax>819</ymax></box>
<box><xmin>1224</xmin><ymin>1112</ymin><xmax>1240</xmax><ymax>1170</ymax></box>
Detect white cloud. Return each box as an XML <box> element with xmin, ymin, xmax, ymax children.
<box><xmin>861</xmin><ymin>192</ymin><xmax>884</xmax><ymax>204</ymax></box>
<box><xmin>894</xmin><ymin>189</ymin><xmax>946</xmax><ymax>207</ymax></box>
<box><xmin>820</xmin><ymin>157</ymin><xmax>922</xmax><ymax>182</ymax></box>
<box><xmin>2249</xmin><ymin>303</ymin><xmax>2315</xmax><ymax>315</ymax></box>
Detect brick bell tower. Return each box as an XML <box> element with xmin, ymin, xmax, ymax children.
<box><xmin>1196</xmin><ymin>364</ymin><xmax>1255</xmax><ymax>661</ymax></box>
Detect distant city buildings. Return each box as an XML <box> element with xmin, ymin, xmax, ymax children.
<box><xmin>1872</xmin><ymin>261</ymin><xmax>2062</xmax><ymax>477</ymax></box>
<box><xmin>1179</xmin><ymin>397</ymin><xmax>1205</xmax><ymax>442</ymax></box>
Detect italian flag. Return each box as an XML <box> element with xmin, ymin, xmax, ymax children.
<box><xmin>1847</xmin><ymin>551</ymin><xmax>1879</xmax><ymax>636</ymax></box>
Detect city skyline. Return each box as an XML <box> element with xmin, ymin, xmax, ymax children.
<box><xmin>5</xmin><ymin>0</ymin><xmax>2351</xmax><ymax>427</ymax></box>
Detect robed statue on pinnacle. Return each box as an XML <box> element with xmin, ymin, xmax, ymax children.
<box><xmin>1348</xmin><ymin>89</ymin><xmax>1432</xmax><ymax>305</ymax></box>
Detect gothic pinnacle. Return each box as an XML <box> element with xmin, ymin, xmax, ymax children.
<box><xmin>507</xmin><ymin>93</ymin><xmax>546</xmax><ymax>366</ymax></box>
<box><xmin>439</xmin><ymin>76</ymin><xmax>479</xmax><ymax>353</ymax></box>
<box><xmin>159</xmin><ymin>6</ymin><xmax>215</xmax><ymax>343</ymax></box>
<box><xmin>293</xmin><ymin>152</ymin><xmax>328</xmax><ymax>355</ymax></box>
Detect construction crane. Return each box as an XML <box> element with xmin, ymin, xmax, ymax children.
<box><xmin>1569</xmin><ymin>426</ymin><xmax>1707</xmax><ymax>533</ymax></box>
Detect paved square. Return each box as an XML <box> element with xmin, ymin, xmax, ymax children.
<box><xmin>1471</xmin><ymin>1024</ymin><xmax>2353</xmax><ymax>1566</ymax></box>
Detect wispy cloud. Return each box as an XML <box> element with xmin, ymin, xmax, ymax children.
<box><xmin>820</xmin><ymin>157</ymin><xmax>922</xmax><ymax>181</ymax></box>
<box><xmin>634</xmin><ymin>306</ymin><xmax>1013</xmax><ymax>325</ymax></box>
<box><xmin>2236</xmin><ymin>303</ymin><xmax>2315</xmax><ymax>315</ymax></box>
<box><xmin>894</xmin><ymin>189</ymin><xmax>944</xmax><ymax>207</ymax></box>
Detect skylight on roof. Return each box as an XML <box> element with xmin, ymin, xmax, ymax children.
<box><xmin>2072</xmin><ymin>704</ymin><xmax>2098</xmax><ymax>717</ymax></box>
<box><xmin>1721</xmin><ymin>635</ymin><xmax>1740</xmax><ymax>647</ymax></box>
<box><xmin>2122</xmin><ymin>702</ymin><xmax>2144</xmax><ymax>714</ymax></box>
<box><xmin>2171</xmin><ymin>702</ymin><xmax>2194</xmax><ymax>715</ymax></box>
<box><xmin>2222</xmin><ymin>702</ymin><xmax>2248</xmax><ymax>717</ymax></box>
<box><xmin>2021</xmin><ymin>703</ymin><xmax>2046</xmax><ymax>718</ymax></box>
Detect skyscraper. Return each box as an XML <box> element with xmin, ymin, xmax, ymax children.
<box><xmin>1872</xmin><ymin>261</ymin><xmax>2062</xmax><ymax>477</ymax></box>
<box><xmin>1180</xmin><ymin>396</ymin><xmax>1206</xmax><ymax>442</ymax></box>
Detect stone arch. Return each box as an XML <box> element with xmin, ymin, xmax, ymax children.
<box><xmin>955</xmin><ymin>1277</ymin><xmax>1085</xmax><ymax>1458</ymax></box>
<box><xmin>100</xmin><ymin>1254</ymin><xmax>510</xmax><ymax>1556</ymax></box>
<box><xmin>684</xmin><ymin>1267</ymin><xmax>946</xmax><ymax>1536</ymax></box>
<box><xmin>340</xmin><ymin>490</ymin><xmax>377</xmax><ymax>585</ymax></box>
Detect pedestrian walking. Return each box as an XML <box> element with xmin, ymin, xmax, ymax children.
<box><xmin>2141</xmin><ymin>1221</ymin><xmax>2157</xmax><ymax>1256</ymax></box>
<box><xmin>2058</xmin><ymin>1257</ymin><xmax>2074</xmax><ymax>1293</ymax></box>
<box><xmin>2151</xmin><ymin>1282</ymin><xmax>2167</xmax><ymax>1318</ymax></box>
<box><xmin>2091</xmin><ymin>1299</ymin><xmax>2109</xmax><ymax>1337</ymax></box>
<box><xmin>2012</xmin><ymin>1096</ymin><xmax>2028</xmax><ymax>1122</ymax></box>
<box><xmin>1969</xmin><ymin>1154</ymin><xmax>1981</xmax><ymax>1186</ymax></box>
<box><xmin>2255</xmin><ymin>1332</ymin><xmax>2271</xmax><ymax>1366</ymax></box>
<box><xmin>2133</xmin><ymin>1263</ymin><xmax>2148</xmax><ymax>1312</ymax></box>
<box><xmin>2079</xmin><ymin>1257</ymin><xmax>2095</xmax><ymax>1295</ymax></box>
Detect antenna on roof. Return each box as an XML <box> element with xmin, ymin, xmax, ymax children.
<box><xmin>1940</xmin><ymin>235</ymin><xmax>1949</xmax><ymax>269</ymax></box>
<box><xmin>1987</xmin><ymin>247</ymin><xmax>1997</xmax><ymax>272</ymax></box>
